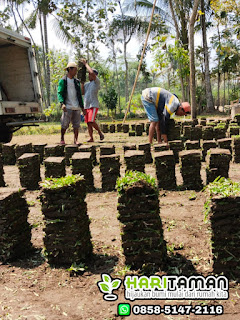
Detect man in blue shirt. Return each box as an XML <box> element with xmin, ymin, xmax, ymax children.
<box><xmin>141</xmin><ymin>87</ymin><xmax>191</xmax><ymax>144</ymax></box>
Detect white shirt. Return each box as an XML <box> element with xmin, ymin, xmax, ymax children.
<box><xmin>84</xmin><ymin>77</ymin><xmax>100</xmax><ymax>109</ymax></box>
<box><xmin>65</xmin><ymin>77</ymin><xmax>80</xmax><ymax>110</ymax></box>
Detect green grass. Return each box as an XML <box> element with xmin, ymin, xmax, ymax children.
<box><xmin>40</xmin><ymin>174</ymin><xmax>84</xmax><ymax>189</ymax></box>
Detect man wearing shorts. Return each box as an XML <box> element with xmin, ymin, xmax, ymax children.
<box><xmin>57</xmin><ymin>62</ymin><xmax>85</xmax><ymax>145</ymax></box>
<box><xmin>80</xmin><ymin>59</ymin><xmax>104</xmax><ymax>142</ymax></box>
<box><xmin>141</xmin><ymin>87</ymin><xmax>191</xmax><ymax>144</ymax></box>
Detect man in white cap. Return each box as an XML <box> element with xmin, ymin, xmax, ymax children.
<box><xmin>57</xmin><ymin>62</ymin><xmax>85</xmax><ymax>145</ymax></box>
<box><xmin>141</xmin><ymin>87</ymin><xmax>191</xmax><ymax>144</ymax></box>
<box><xmin>80</xmin><ymin>59</ymin><xmax>104</xmax><ymax>142</ymax></box>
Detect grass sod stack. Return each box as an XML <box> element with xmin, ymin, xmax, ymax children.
<box><xmin>0</xmin><ymin>154</ymin><xmax>5</xmax><ymax>187</ymax></box>
<box><xmin>101</xmin><ymin>124</ymin><xmax>109</xmax><ymax>133</ymax></box>
<box><xmin>190</xmin><ymin>126</ymin><xmax>202</xmax><ymax>141</ymax></box>
<box><xmin>109</xmin><ymin>124</ymin><xmax>115</xmax><ymax>133</ymax></box>
<box><xmin>182</xmin><ymin>126</ymin><xmax>192</xmax><ymax>140</ymax></box>
<box><xmin>44</xmin><ymin>157</ymin><xmax>66</xmax><ymax>178</ymax></box>
<box><xmin>135</xmin><ymin>124</ymin><xmax>143</xmax><ymax>136</ymax></box>
<box><xmin>117</xmin><ymin>124</ymin><xmax>123</xmax><ymax>132</ymax></box>
<box><xmin>234</xmin><ymin>114</ymin><xmax>240</xmax><ymax>125</ymax></box>
<box><xmin>2</xmin><ymin>143</ymin><xmax>16</xmax><ymax>165</ymax></box>
<box><xmin>116</xmin><ymin>171</ymin><xmax>167</xmax><ymax>270</ymax></box>
<box><xmin>154</xmin><ymin>143</ymin><xmax>170</xmax><ymax>152</ymax></box>
<box><xmin>217</xmin><ymin>138</ymin><xmax>232</xmax><ymax>154</ymax></box>
<box><xmin>15</xmin><ymin>143</ymin><xmax>32</xmax><ymax>160</ymax></box>
<box><xmin>17</xmin><ymin>153</ymin><xmax>41</xmax><ymax>190</ymax></box>
<box><xmin>213</xmin><ymin>126</ymin><xmax>226</xmax><ymax>140</ymax></box>
<box><xmin>100</xmin><ymin>145</ymin><xmax>115</xmax><ymax>156</ymax></box>
<box><xmin>100</xmin><ymin>154</ymin><xmax>120</xmax><ymax>191</ymax></box>
<box><xmin>146</xmin><ymin>123</ymin><xmax>150</xmax><ymax>135</ymax></box>
<box><xmin>202</xmin><ymin>126</ymin><xmax>214</xmax><ymax>140</ymax></box>
<box><xmin>124</xmin><ymin>150</ymin><xmax>145</xmax><ymax>173</ymax></box>
<box><xmin>179</xmin><ymin>150</ymin><xmax>203</xmax><ymax>190</ymax></box>
<box><xmin>154</xmin><ymin>151</ymin><xmax>176</xmax><ymax>190</ymax></box>
<box><xmin>131</xmin><ymin>124</ymin><xmax>136</xmax><ymax>131</ymax></box>
<box><xmin>167</xmin><ymin>119</ymin><xmax>181</xmax><ymax>141</ymax></box>
<box><xmin>185</xmin><ymin>140</ymin><xmax>200</xmax><ymax>150</ymax></box>
<box><xmin>64</xmin><ymin>145</ymin><xmax>79</xmax><ymax>166</ymax></box>
<box><xmin>232</xmin><ymin>135</ymin><xmax>240</xmax><ymax>163</ymax></box>
<box><xmin>71</xmin><ymin>152</ymin><xmax>94</xmax><ymax>192</ymax></box>
<box><xmin>129</xmin><ymin>131</ymin><xmax>136</xmax><ymax>136</ymax></box>
<box><xmin>122</xmin><ymin>124</ymin><xmax>129</xmax><ymax>133</ymax></box>
<box><xmin>201</xmin><ymin>140</ymin><xmax>217</xmax><ymax>161</ymax></box>
<box><xmin>138</xmin><ymin>143</ymin><xmax>153</xmax><ymax>164</ymax></box>
<box><xmin>79</xmin><ymin>144</ymin><xmax>97</xmax><ymax>166</ymax></box>
<box><xmin>32</xmin><ymin>143</ymin><xmax>47</xmax><ymax>163</ymax></box>
<box><xmin>0</xmin><ymin>188</ymin><xmax>32</xmax><ymax>262</ymax></box>
<box><xmin>169</xmin><ymin>140</ymin><xmax>184</xmax><ymax>163</ymax></box>
<box><xmin>40</xmin><ymin>175</ymin><xmax>92</xmax><ymax>267</ymax></box>
<box><xmin>199</xmin><ymin>118</ymin><xmax>207</xmax><ymax>126</ymax></box>
<box><xmin>204</xmin><ymin>178</ymin><xmax>240</xmax><ymax>278</ymax></box>
<box><xmin>44</xmin><ymin>144</ymin><xmax>65</xmax><ymax>158</ymax></box>
<box><xmin>123</xmin><ymin>143</ymin><xmax>137</xmax><ymax>153</ymax></box>
<box><xmin>206</xmin><ymin>148</ymin><xmax>231</xmax><ymax>184</ymax></box>
<box><xmin>228</xmin><ymin>126</ymin><xmax>240</xmax><ymax>137</ymax></box>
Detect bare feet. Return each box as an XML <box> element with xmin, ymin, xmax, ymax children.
<box><xmin>60</xmin><ymin>140</ymin><xmax>65</xmax><ymax>145</ymax></box>
<box><xmin>87</xmin><ymin>139</ymin><xmax>94</xmax><ymax>143</ymax></box>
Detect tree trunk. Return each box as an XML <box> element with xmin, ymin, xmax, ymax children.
<box><xmin>189</xmin><ymin>0</ymin><xmax>200</xmax><ymax>120</ymax></box>
<box><xmin>43</xmin><ymin>14</ymin><xmax>51</xmax><ymax>107</ymax></box>
<box><xmin>39</xmin><ymin>13</ymin><xmax>48</xmax><ymax>106</ymax></box>
<box><xmin>201</xmin><ymin>0</ymin><xmax>214</xmax><ymax>112</ymax></box>
<box><xmin>223</xmin><ymin>72</ymin><xmax>226</xmax><ymax>106</ymax></box>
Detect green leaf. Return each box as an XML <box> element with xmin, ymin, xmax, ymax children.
<box><xmin>112</xmin><ymin>279</ymin><xmax>121</xmax><ymax>289</ymax></box>
<box><xmin>98</xmin><ymin>282</ymin><xmax>110</xmax><ymax>293</ymax></box>
<box><xmin>102</xmin><ymin>274</ymin><xmax>111</xmax><ymax>283</ymax></box>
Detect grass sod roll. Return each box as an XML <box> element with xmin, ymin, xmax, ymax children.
<box><xmin>202</xmin><ymin>126</ymin><xmax>214</xmax><ymax>140</ymax></box>
<box><xmin>0</xmin><ymin>188</ymin><xmax>32</xmax><ymax>262</ymax></box>
<box><xmin>138</xmin><ymin>143</ymin><xmax>153</xmax><ymax>164</ymax></box>
<box><xmin>2</xmin><ymin>143</ymin><xmax>16</xmax><ymax>165</ymax></box>
<box><xmin>40</xmin><ymin>175</ymin><xmax>93</xmax><ymax>267</ymax></box>
<box><xmin>100</xmin><ymin>154</ymin><xmax>120</xmax><ymax>191</ymax></box>
<box><xmin>64</xmin><ymin>145</ymin><xmax>79</xmax><ymax>166</ymax></box>
<box><xmin>78</xmin><ymin>144</ymin><xmax>97</xmax><ymax>166</ymax></box>
<box><xmin>44</xmin><ymin>157</ymin><xmax>66</xmax><ymax>178</ymax></box>
<box><xmin>217</xmin><ymin>138</ymin><xmax>232</xmax><ymax>154</ymax></box>
<box><xmin>169</xmin><ymin>140</ymin><xmax>184</xmax><ymax>163</ymax></box>
<box><xmin>206</xmin><ymin>148</ymin><xmax>231</xmax><ymax>184</ymax></box>
<box><xmin>100</xmin><ymin>145</ymin><xmax>115</xmax><ymax>156</ymax></box>
<box><xmin>32</xmin><ymin>143</ymin><xmax>47</xmax><ymax>163</ymax></box>
<box><xmin>185</xmin><ymin>140</ymin><xmax>201</xmax><ymax>150</ymax></box>
<box><xmin>124</xmin><ymin>150</ymin><xmax>145</xmax><ymax>173</ymax></box>
<box><xmin>15</xmin><ymin>143</ymin><xmax>32</xmax><ymax>160</ymax></box>
<box><xmin>201</xmin><ymin>140</ymin><xmax>217</xmax><ymax>161</ymax></box>
<box><xmin>154</xmin><ymin>150</ymin><xmax>176</xmax><ymax>190</ymax></box>
<box><xmin>116</xmin><ymin>171</ymin><xmax>167</xmax><ymax>270</ymax></box>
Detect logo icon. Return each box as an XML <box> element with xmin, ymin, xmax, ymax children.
<box><xmin>118</xmin><ymin>303</ymin><xmax>131</xmax><ymax>316</ymax></box>
<box><xmin>97</xmin><ymin>273</ymin><xmax>122</xmax><ymax>301</ymax></box>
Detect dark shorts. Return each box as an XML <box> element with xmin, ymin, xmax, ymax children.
<box><xmin>61</xmin><ymin>109</ymin><xmax>81</xmax><ymax>129</ymax></box>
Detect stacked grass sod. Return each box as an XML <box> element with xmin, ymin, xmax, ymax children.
<box><xmin>199</xmin><ymin>118</ymin><xmax>207</xmax><ymax>126</ymax></box>
<box><xmin>116</xmin><ymin>171</ymin><xmax>167</xmax><ymax>270</ymax></box>
<box><xmin>154</xmin><ymin>151</ymin><xmax>176</xmax><ymax>190</ymax></box>
<box><xmin>129</xmin><ymin>130</ymin><xmax>135</xmax><ymax>136</ymax></box>
<box><xmin>0</xmin><ymin>154</ymin><xmax>5</xmax><ymax>187</ymax></box>
<box><xmin>109</xmin><ymin>124</ymin><xmax>115</xmax><ymax>133</ymax></box>
<box><xmin>71</xmin><ymin>152</ymin><xmax>94</xmax><ymax>192</ymax></box>
<box><xmin>122</xmin><ymin>124</ymin><xmax>129</xmax><ymax>133</ymax></box>
<box><xmin>232</xmin><ymin>136</ymin><xmax>240</xmax><ymax>163</ymax></box>
<box><xmin>205</xmin><ymin>178</ymin><xmax>240</xmax><ymax>278</ymax></box>
<box><xmin>234</xmin><ymin>113</ymin><xmax>240</xmax><ymax>125</ymax></box>
<box><xmin>167</xmin><ymin>119</ymin><xmax>181</xmax><ymax>141</ymax></box>
<box><xmin>154</xmin><ymin>143</ymin><xmax>170</xmax><ymax>152</ymax></box>
<box><xmin>15</xmin><ymin>143</ymin><xmax>32</xmax><ymax>160</ymax></box>
<box><xmin>206</xmin><ymin>148</ymin><xmax>231</xmax><ymax>184</ymax></box>
<box><xmin>100</xmin><ymin>154</ymin><xmax>120</xmax><ymax>191</ymax></box>
<box><xmin>44</xmin><ymin>157</ymin><xmax>66</xmax><ymax>178</ymax></box>
<box><xmin>138</xmin><ymin>143</ymin><xmax>153</xmax><ymax>164</ymax></box>
<box><xmin>131</xmin><ymin>124</ymin><xmax>136</xmax><ymax>131</ymax></box>
<box><xmin>64</xmin><ymin>145</ymin><xmax>79</xmax><ymax>166</ymax></box>
<box><xmin>217</xmin><ymin>138</ymin><xmax>232</xmax><ymax>154</ymax></box>
<box><xmin>179</xmin><ymin>150</ymin><xmax>203</xmax><ymax>190</ymax></box>
<box><xmin>146</xmin><ymin>123</ymin><xmax>150</xmax><ymax>135</ymax></box>
<box><xmin>213</xmin><ymin>126</ymin><xmax>226</xmax><ymax>140</ymax></box>
<box><xmin>79</xmin><ymin>144</ymin><xmax>97</xmax><ymax>166</ymax></box>
<box><xmin>101</xmin><ymin>124</ymin><xmax>109</xmax><ymax>133</ymax></box>
<box><xmin>40</xmin><ymin>175</ymin><xmax>92</xmax><ymax>267</ymax></box>
<box><xmin>228</xmin><ymin>125</ymin><xmax>240</xmax><ymax>137</ymax></box>
<box><xmin>185</xmin><ymin>140</ymin><xmax>200</xmax><ymax>150</ymax></box>
<box><xmin>202</xmin><ymin>126</ymin><xmax>214</xmax><ymax>140</ymax></box>
<box><xmin>2</xmin><ymin>143</ymin><xmax>16</xmax><ymax>165</ymax></box>
<box><xmin>0</xmin><ymin>188</ymin><xmax>32</xmax><ymax>262</ymax></box>
<box><xmin>32</xmin><ymin>143</ymin><xmax>47</xmax><ymax>163</ymax></box>
<box><xmin>182</xmin><ymin>125</ymin><xmax>191</xmax><ymax>140</ymax></box>
<box><xmin>124</xmin><ymin>150</ymin><xmax>145</xmax><ymax>173</ymax></box>
<box><xmin>201</xmin><ymin>140</ymin><xmax>217</xmax><ymax>161</ymax></box>
<box><xmin>17</xmin><ymin>153</ymin><xmax>41</xmax><ymax>190</ymax></box>
<box><xmin>135</xmin><ymin>124</ymin><xmax>143</xmax><ymax>136</ymax></box>
<box><xmin>123</xmin><ymin>143</ymin><xmax>137</xmax><ymax>153</ymax></box>
<box><xmin>117</xmin><ymin>124</ymin><xmax>122</xmax><ymax>132</ymax></box>
<box><xmin>169</xmin><ymin>140</ymin><xmax>184</xmax><ymax>163</ymax></box>
<box><xmin>100</xmin><ymin>145</ymin><xmax>115</xmax><ymax>156</ymax></box>
<box><xmin>190</xmin><ymin>126</ymin><xmax>202</xmax><ymax>140</ymax></box>
<box><xmin>44</xmin><ymin>144</ymin><xmax>64</xmax><ymax>157</ymax></box>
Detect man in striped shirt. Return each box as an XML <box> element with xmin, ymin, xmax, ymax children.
<box><xmin>141</xmin><ymin>87</ymin><xmax>191</xmax><ymax>144</ymax></box>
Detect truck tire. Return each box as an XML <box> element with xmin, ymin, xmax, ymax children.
<box><xmin>0</xmin><ymin>125</ymin><xmax>13</xmax><ymax>143</ymax></box>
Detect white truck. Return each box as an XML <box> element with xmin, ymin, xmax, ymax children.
<box><xmin>0</xmin><ymin>26</ymin><xmax>43</xmax><ymax>143</ymax></box>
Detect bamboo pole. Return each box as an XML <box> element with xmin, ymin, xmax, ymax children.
<box><xmin>122</xmin><ymin>0</ymin><xmax>157</xmax><ymax>124</ymax></box>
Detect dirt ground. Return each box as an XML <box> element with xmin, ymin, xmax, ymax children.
<box><xmin>1</xmin><ymin>127</ymin><xmax>240</xmax><ymax>320</ymax></box>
